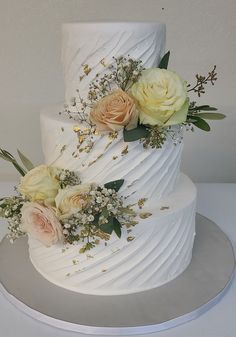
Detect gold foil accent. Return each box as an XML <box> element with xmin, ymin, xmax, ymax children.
<box><xmin>88</xmin><ymin>154</ymin><xmax>103</xmax><ymax>167</ymax></box>
<box><xmin>138</xmin><ymin>198</ymin><xmax>148</xmax><ymax>209</ymax></box>
<box><xmin>73</xmin><ymin>126</ymin><xmax>81</xmax><ymax>133</ymax></box>
<box><xmin>160</xmin><ymin>206</ymin><xmax>170</xmax><ymax>210</ymax></box>
<box><xmin>121</xmin><ymin>145</ymin><xmax>129</xmax><ymax>156</ymax></box>
<box><xmin>139</xmin><ymin>212</ymin><xmax>152</xmax><ymax>219</ymax></box>
<box><xmin>100</xmin><ymin>58</ymin><xmax>106</xmax><ymax>67</ymax></box>
<box><xmin>83</xmin><ymin>64</ymin><xmax>91</xmax><ymax>75</ymax></box>
<box><xmin>127</xmin><ymin>236</ymin><xmax>135</xmax><ymax>242</ymax></box>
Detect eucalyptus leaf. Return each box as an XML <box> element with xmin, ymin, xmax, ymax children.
<box><xmin>91</xmin><ymin>213</ymin><xmax>100</xmax><ymax>227</ymax></box>
<box><xmin>0</xmin><ymin>149</ymin><xmax>14</xmax><ymax>162</ymax></box>
<box><xmin>17</xmin><ymin>149</ymin><xmax>34</xmax><ymax>171</ymax></box>
<box><xmin>192</xmin><ymin>116</ymin><xmax>211</xmax><ymax>132</ymax></box>
<box><xmin>159</xmin><ymin>51</ymin><xmax>170</xmax><ymax>69</ymax></box>
<box><xmin>12</xmin><ymin>162</ymin><xmax>26</xmax><ymax>176</ymax></box>
<box><xmin>0</xmin><ymin>148</ymin><xmax>26</xmax><ymax>176</ymax></box>
<box><xmin>197</xmin><ymin>113</ymin><xmax>226</xmax><ymax>120</ymax></box>
<box><xmin>104</xmin><ymin>179</ymin><xmax>124</xmax><ymax>192</ymax></box>
<box><xmin>123</xmin><ymin>125</ymin><xmax>149</xmax><ymax>142</ymax></box>
<box><xmin>189</xmin><ymin>105</ymin><xmax>217</xmax><ymax>112</ymax></box>
<box><xmin>113</xmin><ymin>218</ymin><xmax>122</xmax><ymax>238</ymax></box>
<box><xmin>100</xmin><ymin>217</ymin><xmax>114</xmax><ymax>235</ymax></box>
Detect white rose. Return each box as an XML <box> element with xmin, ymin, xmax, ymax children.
<box><xmin>55</xmin><ymin>184</ymin><xmax>92</xmax><ymax>217</ymax></box>
<box><xmin>20</xmin><ymin>202</ymin><xmax>63</xmax><ymax>247</ymax></box>
<box><xmin>18</xmin><ymin>165</ymin><xmax>61</xmax><ymax>204</ymax></box>
<box><xmin>131</xmin><ymin>68</ymin><xmax>189</xmax><ymax>126</ymax></box>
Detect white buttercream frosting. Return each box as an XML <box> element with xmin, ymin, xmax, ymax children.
<box><xmin>62</xmin><ymin>22</ymin><xmax>166</xmax><ymax>104</ymax></box>
<box><xmin>40</xmin><ymin>106</ymin><xmax>183</xmax><ymax>207</ymax></box>
<box><xmin>32</xmin><ymin>22</ymin><xmax>197</xmax><ymax>295</ymax></box>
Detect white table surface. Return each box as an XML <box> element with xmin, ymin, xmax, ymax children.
<box><xmin>0</xmin><ymin>181</ymin><xmax>236</xmax><ymax>337</ymax></box>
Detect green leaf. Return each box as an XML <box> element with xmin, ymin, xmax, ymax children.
<box><xmin>91</xmin><ymin>213</ymin><xmax>100</xmax><ymax>227</ymax></box>
<box><xmin>197</xmin><ymin>113</ymin><xmax>226</xmax><ymax>120</ymax></box>
<box><xmin>104</xmin><ymin>179</ymin><xmax>124</xmax><ymax>192</ymax></box>
<box><xmin>0</xmin><ymin>149</ymin><xmax>15</xmax><ymax>162</ymax></box>
<box><xmin>0</xmin><ymin>148</ymin><xmax>26</xmax><ymax>176</ymax></box>
<box><xmin>189</xmin><ymin>105</ymin><xmax>217</xmax><ymax>112</ymax></box>
<box><xmin>113</xmin><ymin>218</ymin><xmax>122</xmax><ymax>238</ymax></box>
<box><xmin>17</xmin><ymin>149</ymin><xmax>34</xmax><ymax>171</ymax></box>
<box><xmin>100</xmin><ymin>217</ymin><xmax>114</xmax><ymax>235</ymax></box>
<box><xmin>159</xmin><ymin>51</ymin><xmax>170</xmax><ymax>69</ymax></box>
<box><xmin>191</xmin><ymin>116</ymin><xmax>211</xmax><ymax>131</ymax></box>
<box><xmin>100</xmin><ymin>217</ymin><xmax>122</xmax><ymax>238</ymax></box>
<box><xmin>123</xmin><ymin>125</ymin><xmax>149</xmax><ymax>142</ymax></box>
<box><xmin>12</xmin><ymin>162</ymin><xmax>26</xmax><ymax>176</ymax></box>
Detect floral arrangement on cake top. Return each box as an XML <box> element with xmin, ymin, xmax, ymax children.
<box><xmin>0</xmin><ymin>149</ymin><xmax>141</xmax><ymax>252</ymax></box>
<box><xmin>63</xmin><ymin>51</ymin><xmax>225</xmax><ymax>151</ymax></box>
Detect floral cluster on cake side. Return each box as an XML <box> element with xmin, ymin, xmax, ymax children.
<box><xmin>63</xmin><ymin>52</ymin><xmax>225</xmax><ymax>152</ymax></box>
<box><xmin>0</xmin><ymin>152</ymin><xmax>144</xmax><ymax>252</ymax></box>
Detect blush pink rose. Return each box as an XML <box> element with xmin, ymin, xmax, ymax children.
<box><xmin>90</xmin><ymin>89</ymin><xmax>138</xmax><ymax>131</ymax></box>
<box><xmin>20</xmin><ymin>202</ymin><xmax>63</xmax><ymax>247</ymax></box>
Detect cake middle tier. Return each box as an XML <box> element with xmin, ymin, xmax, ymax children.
<box><xmin>41</xmin><ymin>106</ymin><xmax>183</xmax><ymax>207</ymax></box>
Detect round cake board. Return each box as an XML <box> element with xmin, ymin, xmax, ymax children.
<box><xmin>0</xmin><ymin>214</ymin><xmax>235</xmax><ymax>335</ymax></box>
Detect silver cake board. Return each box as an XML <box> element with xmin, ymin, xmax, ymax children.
<box><xmin>0</xmin><ymin>214</ymin><xmax>235</xmax><ymax>335</ymax></box>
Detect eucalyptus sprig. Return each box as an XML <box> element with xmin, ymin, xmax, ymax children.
<box><xmin>0</xmin><ymin>148</ymin><xmax>34</xmax><ymax>176</ymax></box>
<box><xmin>187</xmin><ymin>65</ymin><xmax>217</xmax><ymax>97</ymax></box>
<box><xmin>185</xmin><ymin>102</ymin><xmax>225</xmax><ymax>132</ymax></box>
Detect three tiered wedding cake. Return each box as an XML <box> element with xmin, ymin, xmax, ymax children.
<box><xmin>29</xmin><ymin>23</ymin><xmax>196</xmax><ymax>295</ymax></box>
<box><xmin>1</xmin><ymin>22</ymin><xmax>223</xmax><ymax>296</ymax></box>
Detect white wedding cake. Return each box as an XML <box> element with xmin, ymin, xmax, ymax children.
<box><xmin>26</xmin><ymin>22</ymin><xmax>197</xmax><ymax>295</ymax></box>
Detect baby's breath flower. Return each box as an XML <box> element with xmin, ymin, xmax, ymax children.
<box><xmin>60</xmin><ymin>183</ymin><xmax>137</xmax><ymax>253</ymax></box>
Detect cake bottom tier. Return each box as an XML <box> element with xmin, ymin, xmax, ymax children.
<box><xmin>28</xmin><ymin>174</ymin><xmax>197</xmax><ymax>295</ymax></box>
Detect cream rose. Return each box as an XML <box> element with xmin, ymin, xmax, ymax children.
<box><xmin>131</xmin><ymin>68</ymin><xmax>189</xmax><ymax>126</ymax></box>
<box><xmin>18</xmin><ymin>165</ymin><xmax>60</xmax><ymax>204</ymax></box>
<box><xmin>55</xmin><ymin>184</ymin><xmax>92</xmax><ymax>217</ymax></box>
<box><xmin>20</xmin><ymin>202</ymin><xmax>63</xmax><ymax>247</ymax></box>
<box><xmin>90</xmin><ymin>89</ymin><xmax>138</xmax><ymax>131</ymax></box>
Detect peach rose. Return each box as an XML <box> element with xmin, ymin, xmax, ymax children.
<box><xmin>90</xmin><ymin>89</ymin><xmax>138</xmax><ymax>131</ymax></box>
<box><xmin>20</xmin><ymin>202</ymin><xmax>63</xmax><ymax>247</ymax></box>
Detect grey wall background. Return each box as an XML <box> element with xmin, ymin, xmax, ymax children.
<box><xmin>0</xmin><ymin>0</ymin><xmax>235</xmax><ymax>182</ymax></box>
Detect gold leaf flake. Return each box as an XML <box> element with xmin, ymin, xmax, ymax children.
<box><xmin>127</xmin><ymin>236</ymin><xmax>135</xmax><ymax>242</ymax></box>
<box><xmin>83</xmin><ymin>64</ymin><xmax>91</xmax><ymax>75</ymax></box>
<box><xmin>104</xmin><ymin>140</ymin><xmax>113</xmax><ymax>150</ymax></box>
<box><xmin>160</xmin><ymin>206</ymin><xmax>170</xmax><ymax>211</ymax></box>
<box><xmin>100</xmin><ymin>58</ymin><xmax>106</xmax><ymax>67</ymax></box>
<box><xmin>112</xmin><ymin>155</ymin><xmax>118</xmax><ymax>160</ymax></box>
<box><xmin>121</xmin><ymin>145</ymin><xmax>129</xmax><ymax>156</ymax></box>
<box><xmin>108</xmin><ymin>131</ymin><xmax>118</xmax><ymax>140</ymax></box>
<box><xmin>79</xmin><ymin>135</ymin><xmax>85</xmax><ymax>143</ymax></box>
<box><xmin>73</xmin><ymin>126</ymin><xmax>81</xmax><ymax>133</ymax></box>
<box><xmin>139</xmin><ymin>212</ymin><xmax>152</xmax><ymax>219</ymax></box>
<box><xmin>79</xmin><ymin>75</ymin><xmax>85</xmax><ymax>81</ymax></box>
<box><xmin>60</xmin><ymin>145</ymin><xmax>66</xmax><ymax>154</ymax></box>
<box><xmin>72</xmin><ymin>259</ymin><xmax>79</xmax><ymax>265</ymax></box>
<box><xmin>61</xmin><ymin>127</ymin><xmax>64</xmax><ymax>132</ymax></box>
<box><xmin>138</xmin><ymin>198</ymin><xmax>148</xmax><ymax>209</ymax></box>
<box><xmin>88</xmin><ymin>154</ymin><xmax>103</xmax><ymax>167</ymax></box>
<box><xmin>101</xmin><ymin>269</ymin><xmax>107</xmax><ymax>272</ymax></box>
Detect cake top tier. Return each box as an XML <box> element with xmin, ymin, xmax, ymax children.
<box><xmin>62</xmin><ymin>22</ymin><xmax>166</xmax><ymax>104</ymax></box>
